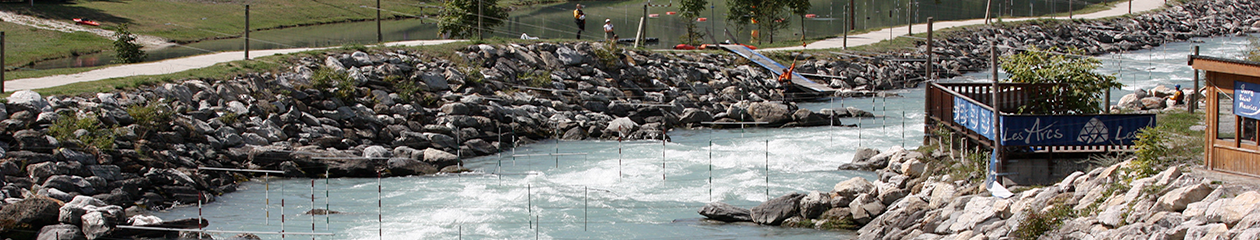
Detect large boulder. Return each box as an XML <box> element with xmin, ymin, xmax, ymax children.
<box><xmin>0</xmin><ymin>197</ymin><xmax>62</xmax><ymax>230</ymax></box>
<box><xmin>604</xmin><ymin>117</ymin><xmax>638</xmax><ymax>137</ymax></box>
<box><xmin>80</xmin><ymin>205</ymin><xmax>124</xmax><ymax>240</ymax></box>
<box><xmin>362</xmin><ymin>146</ymin><xmax>391</xmax><ymax>159</ymax></box>
<box><xmin>678</xmin><ymin>108</ymin><xmax>713</xmax><ymax>125</ymax></box>
<box><xmin>750</xmin><ymin>192</ymin><xmax>804</xmax><ymax>225</ymax></box>
<box><xmin>832</xmin><ymin>177</ymin><xmax>875</xmax><ymax>205</ymax></box>
<box><xmin>1207</xmin><ymin>191</ymin><xmax>1260</xmax><ymax>226</ymax></box>
<box><xmin>791</xmin><ymin>109</ymin><xmax>829</xmax><ymax>127</ymax></box>
<box><xmin>58</xmin><ymin>196</ymin><xmax>107</xmax><ymax>226</ymax></box>
<box><xmin>8</xmin><ymin>90</ymin><xmax>51</xmax><ymax>113</ymax></box>
<box><xmin>36</xmin><ymin>224</ymin><xmax>86</xmax><ymax>240</ymax></box>
<box><xmin>697</xmin><ymin>202</ymin><xmax>752</xmax><ymax>222</ymax></box>
<box><xmin>747</xmin><ymin>101</ymin><xmax>791</xmax><ymax>125</ymax></box>
<box><xmin>422</xmin><ymin>148</ymin><xmax>460</xmax><ymax>167</ymax></box>
<box><xmin>1156</xmin><ymin>183</ymin><xmax>1213</xmax><ymax>212</ymax></box>
<box><xmin>799</xmin><ymin>191</ymin><xmax>832</xmax><ymax>219</ymax></box>
<box><xmin>386</xmin><ymin>158</ymin><xmax>438</xmax><ymax>176</ymax></box>
<box><xmin>848</xmin><ymin>193</ymin><xmax>885</xmax><ymax>224</ymax></box>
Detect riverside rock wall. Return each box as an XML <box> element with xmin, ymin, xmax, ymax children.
<box><xmin>703</xmin><ymin>146</ymin><xmax>1260</xmax><ymax>240</ymax></box>
<box><xmin>791</xmin><ymin>0</ymin><xmax>1260</xmax><ymax>91</ymax></box>
<box><xmin>0</xmin><ymin>41</ymin><xmax>883</xmax><ymax>239</ymax></box>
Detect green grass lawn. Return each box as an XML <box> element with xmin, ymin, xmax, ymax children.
<box><xmin>1</xmin><ymin>21</ymin><xmax>113</xmax><ymax>69</ymax></box>
<box><xmin>6</xmin><ymin>0</ymin><xmax>434</xmax><ymax>43</ymax></box>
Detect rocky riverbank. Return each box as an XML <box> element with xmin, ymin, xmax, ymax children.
<box><xmin>0</xmin><ymin>41</ymin><xmax>886</xmax><ymax>239</ymax></box>
<box><xmin>700</xmin><ymin>146</ymin><xmax>1260</xmax><ymax>240</ymax></box>
<box><xmin>787</xmin><ymin>0</ymin><xmax>1260</xmax><ymax>90</ymax></box>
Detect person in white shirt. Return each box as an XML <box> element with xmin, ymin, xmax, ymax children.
<box><xmin>520</xmin><ymin>32</ymin><xmax>539</xmax><ymax>40</ymax></box>
<box><xmin>603</xmin><ymin>19</ymin><xmax>616</xmax><ymax>41</ymax></box>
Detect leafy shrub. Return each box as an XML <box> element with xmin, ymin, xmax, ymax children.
<box><xmin>49</xmin><ymin>112</ymin><xmax>116</xmax><ymax>152</ymax></box>
<box><xmin>127</xmin><ymin>100</ymin><xmax>174</xmax><ymax>139</ymax></box>
<box><xmin>312</xmin><ymin>67</ymin><xmax>357</xmax><ymax>101</ymax></box>
<box><xmin>593</xmin><ymin>43</ymin><xmax>622</xmax><ymax>69</ymax></box>
<box><xmin>519</xmin><ymin>70</ymin><xmax>553</xmax><ymax>88</ymax></box>
<box><xmin>112</xmin><ymin>24</ymin><xmax>147</xmax><ymax>64</ymax></box>
<box><xmin>1130</xmin><ymin>126</ymin><xmax>1172</xmax><ymax>179</ymax></box>
<box><xmin>1012</xmin><ymin>203</ymin><xmax>1076</xmax><ymax>240</ymax></box>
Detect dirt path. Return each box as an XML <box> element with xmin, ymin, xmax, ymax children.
<box><xmin>0</xmin><ymin>10</ymin><xmax>173</xmax><ymax>49</ymax></box>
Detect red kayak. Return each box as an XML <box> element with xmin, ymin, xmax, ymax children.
<box><xmin>673</xmin><ymin>44</ymin><xmax>697</xmax><ymax>50</ymax></box>
<box><xmin>73</xmin><ymin>18</ymin><xmax>101</xmax><ymax>26</ymax></box>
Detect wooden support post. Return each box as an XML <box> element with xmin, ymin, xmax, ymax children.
<box><xmin>245</xmin><ymin>5</ymin><xmax>250</xmax><ymax>60</ymax></box>
<box><xmin>1</xmin><ymin>31</ymin><xmax>5</xmax><ymax>92</ymax></box>
<box><xmin>1189</xmin><ymin>46</ymin><xmax>1199</xmax><ymax>113</ymax></box>
<box><xmin>926</xmin><ymin>17</ymin><xmax>934</xmax><ymax>81</ymax></box>
<box><xmin>377</xmin><ymin>0</ymin><xmax>383</xmax><ymax>43</ymax></box>
<box><xmin>990</xmin><ymin>40</ymin><xmax>1003</xmax><ymax>183</ymax></box>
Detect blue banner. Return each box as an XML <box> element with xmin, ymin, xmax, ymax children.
<box><xmin>1000</xmin><ymin>115</ymin><xmax>1155</xmax><ymax>146</ymax></box>
<box><xmin>953</xmin><ymin>96</ymin><xmax>996</xmax><ymax>140</ymax></box>
<box><xmin>1235</xmin><ymin>81</ymin><xmax>1260</xmax><ymax>119</ymax></box>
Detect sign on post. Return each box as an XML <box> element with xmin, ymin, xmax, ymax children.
<box><xmin>1235</xmin><ymin>81</ymin><xmax>1260</xmax><ymax>119</ymax></box>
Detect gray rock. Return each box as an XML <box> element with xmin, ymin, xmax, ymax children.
<box><xmin>605</xmin><ymin>117</ymin><xmax>638</xmax><ymax>137</ymax></box>
<box><xmin>58</xmin><ymin>196</ymin><xmax>106</xmax><ymax>225</ymax></box>
<box><xmin>55</xmin><ymin>149</ymin><xmax>95</xmax><ymax>166</ymax></box>
<box><xmin>1185</xmin><ymin>223</ymin><xmax>1228</xmax><ymax>240</ymax></box>
<box><xmin>440</xmin><ymin>102</ymin><xmax>470</xmax><ymax>115</ymax></box>
<box><xmin>80</xmin><ymin>205</ymin><xmax>124</xmax><ymax>240</ymax></box>
<box><xmin>0</xmin><ymin>197</ymin><xmax>61</xmax><ymax>229</ymax></box>
<box><xmin>43</xmin><ymin>175</ymin><xmax>97</xmax><ymax>195</ymax></box>
<box><xmin>1157</xmin><ymin>182</ymin><xmax>1213</xmax><ymax>212</ymax></box>
<box><xmin>846</xmin><ymin>107</ymin><xmax>874</xmax><ymax>118</ymax></box>
<box><xmin>37</xmin><ymin>224</ymin><xmax>86</xmax><ymax>240</ymax></box>
<box><xmin>420</xmin><ymin>71</ymin><xmax>450</xmax><ymax>91</ymax></box>
<box><xmin>848</xmin><ymin>193</ymin><xmax>884</xmax><ymax>224</ymax></box>
<box><xmin>751</xmin><ymin>192</ymin><xmax>804</xmax><ymax>225</ymax></box>
<box><xmin>422</xmin><ymin>148</ymin><xmax>459</xmax><ymax>167</ymax></box>
<box><xmin>386</xmin><ymin>158</ymin><xmax>437</xmax><ymax>176</ymax></box>
<box><xmin>698</xmin><ymin>202</ymin><xmax>753</xmax><ymax>222</ymax></box>
<box><xmin>279</xmin><ymin>161</ymin><xmax>306</xmax><ymax>177</ymax></box>
<box><xmin>556</xmin><ymin>46</ymin><xmax>585</xmax><ymax>66</ymax></box>
<box><xmin>833</xmin><ymin>177</ymin><xmax>875</xmax><ymax>204</ymax></box>
<box><xmin>27</xmin><ymin>161</ymin><xmax>68</xmax><ymax>181</ymax></box>
<box><xmin>799</xmin><ymin>191</ymin><xmax>832</xmax><ymax>219</ymax></box>
<box><xmin>363</xmin><ymin>145</ymin><xmax>391</xmax><ymax>159</ymax></box>
<box><xmin>678</xmin><ymin>108</ymin><xmax>713</xmax><ymax>125</ymax></box>
<box><xmin>8</xmin><ymin>90</ymin><xmax>51</xmax><ymax>112</ymax></box>
<box><xmin>1206</xmin><ymin>191</ymin><xmax>1260</xmax><ymax>226</ymax></box>
<box><xmin>747</xmin><ymin>101</ymin><xmax>791</xmax><ymax>125</ymax></box>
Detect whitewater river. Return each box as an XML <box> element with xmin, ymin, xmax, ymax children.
<box><xmin>152</xmin><ymin>35</ymin><xmax>1252</xmax><ymax>239</ymax></box>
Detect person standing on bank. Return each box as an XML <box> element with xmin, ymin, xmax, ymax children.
<box><xmin>574</xmin><ymin>4</ymin><xmax>586</xmax><ymax>39</ymax></box>
<box><xmin>604</xmin><ymin>19</ymin><xmax>616</xmax><ymax>41</ymax></box>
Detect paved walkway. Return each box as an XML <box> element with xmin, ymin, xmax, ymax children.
<box><xmin>5</xmin><ymin>40</ymin><xmax>462</xmax><ymax>92</ymax></box>
<box><xmin>762</xmin><ymin>0</ymin><xmax>1169</xmax><ymax>51</ymax></box>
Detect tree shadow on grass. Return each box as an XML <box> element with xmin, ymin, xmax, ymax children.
<box><xmin>3</xmin><ymin>1</ymin><xmax>134</xmax><ymax>28</ymax></box>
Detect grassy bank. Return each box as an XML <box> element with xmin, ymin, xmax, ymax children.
<box><xmin>0</xmin><ymin>21</ymin><xmax>113</xmax><ymax>69</ymax></box>
<box><xmin>7</xmin><ymin>0</ymin><xmax>434</xmax><ymax>43</ymax></box>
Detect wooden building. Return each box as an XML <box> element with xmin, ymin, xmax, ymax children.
<box><xmin>1191</xmin><ymin>55</ymin><xmax>1260</xmax><ymax>177</ymax></box>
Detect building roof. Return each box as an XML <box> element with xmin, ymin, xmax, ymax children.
<box><xmin>1189</xmin><ymin>55</ymin><xmax>1260</xmax><ymax>77</ymax></box>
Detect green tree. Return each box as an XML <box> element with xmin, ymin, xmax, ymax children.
<box><xmin>679</xmin><ymin>0</ymin><xmax>708</xmax><ymax>45</ymax></box>
<box><xmin>725</xmin><ymin>0</ymin><xmax>807</xmax><ymax>44</ymax></box>
<box><xmin>437</xmin><ymin>0</ymin><xmax>509</xmax><ymax>39</ymax></box>
<box><xmin>999</xmin><ymin>47</ymin><xmax>1122</xmax><ymax>114</ymax></box>
<box><xmin>112</xmin><ymin>24</ymin><xmax>146</xmax><ymax>63</ymax></box>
